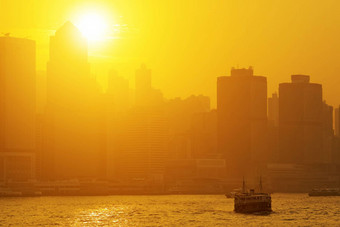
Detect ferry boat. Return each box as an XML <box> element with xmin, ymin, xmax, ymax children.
<box><xmin>233</xmin><ymin>178</ymin><xmax>272</xmax><ymax>213</ymax></box>
<box><xmin>308</xmin><ymin>188</ymin><xmax>340</xmax><ymax>197</ymax></box>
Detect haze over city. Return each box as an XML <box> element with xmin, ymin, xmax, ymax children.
<box><xmin>0</xmin><ymin>0</ymin><xmax>340</xmax><ymax>226</ymax></box>
<box><xmin>2</xmin><ymin>0</ymin><xmax>340</xmax><ymax>107</ymax></box>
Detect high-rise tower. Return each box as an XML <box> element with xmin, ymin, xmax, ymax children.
<box><xmin>0</xmin><ymin>36</ymin><xmax>36</xmax><ymax>182</ymax></box>
<box><xmin>43</xmin><ymin>22</ymin><xmax>106</xmax><ymax>180</ymax></box>
<box><xmin>279</xmin><ymin>75</ymin><xmax>323</xmax><ymax>164</ymax></box>
<box><xmin>217</xmin><ymin>67</ymin><xmax>268</xmax><ymax>178</ymax></box>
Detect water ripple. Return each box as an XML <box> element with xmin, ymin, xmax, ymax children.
<box><xmin>0</xmin><ymin>194</ymin><xmax>339</xmax><ymax>226</ymax></box>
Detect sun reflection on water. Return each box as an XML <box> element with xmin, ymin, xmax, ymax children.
<box><xmin>1</xmin><ymin>195</ymin><xmax>340</xmax><ymax>226</ymax></box>
<box><xmin>73</xmin><ymin>207</ymin><xmax>129</xmax><ymax>226</ymax></box>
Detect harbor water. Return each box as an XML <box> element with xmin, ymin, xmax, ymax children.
<box><xmin>0</xmin><ymin>194</ymin><xmax>339</xmax><ymax>226</ymax></box>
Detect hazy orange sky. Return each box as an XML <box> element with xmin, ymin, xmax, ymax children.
<box><xmin>1</xmin><ymin>0</ymin><xmax>340</xmax><ymax>108</ymax></box>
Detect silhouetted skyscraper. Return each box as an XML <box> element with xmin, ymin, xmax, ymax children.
<box><xmin>268</xmin><ymin>93</ymin><xmax>279</xmax><ymax>127</ymax></box>
<box><xmin>0</xmin><ymin>36</ymin><xmax>36</xmax><ymax>182</ymax></box>
<box><xmin>166</xmin><ymin>95</ymin><xmax>210</xmax><ymax>135</ymax></box>
<box><xmin>112</xmin><ymin>65</ymin><xmax>167</xmax><ymax>190</ymax></box>
<box><xmin>44</xmin><ymin>22</ymin><xmax>106</xmax><ymax>180</ymax></box>
<box><xmin>165</xmin><ymin>95</ymin><xmax>212</xmax><ymax>160</ymax></box>
<box><xmin>279</xmin><ymin>75</ymin><xmax>323</xmax><ymax>164</ymax></box>
<box><xmin>217</xmin><ymin>67</ymin><xmax>268</xmax><ymax>178</ymax></box>
<box><xmin>322</xmin><ymin>102</ymin><xmax>334</xmax><ymax>164</ymax></box>
<box><xmin>191</xmin><ymin>110</ymin><xmax>218</xmax><ymax>159</ymax></box>
<box><xmin>0</xmin><ymin>36</ymin><xmax>36</xmax><ymax>152</ymax></box>
<box><xmin>335</xmin><ymin>106</ymin><xmax>340</xmax><ymax>137</ymax></box>
<box><xmin>135</xmin><ymin>64</ymin><xmax>163</xmax><ymax>106</ymax></box>
<box><xmin>267</xmin><ymin>93</ymin><xmax>279</xmax><ymax>162</ymax></box>
<box><xmin>107</xmin><ymin>69</ymin><xmax>129</xmax><ymax>112</ymax></box>
<box><xmin>106</xmin><ymin>69</ymin><xmax>129</xmax><ymax>180</ymax></box>
<box><xmin>334</xmin><ymin>107</ymin><xmax>340</xmax><ymax>164</ymax></box>
<box><xmin>121</xmin><ymin>107</ymin><xmax>168</xmax><ymax>182</ymax></box>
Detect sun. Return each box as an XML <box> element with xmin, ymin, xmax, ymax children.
<box><xmin>75</xmin><ymin>13</ymin><xmax>108</xmax><ymax>42</ymax></box>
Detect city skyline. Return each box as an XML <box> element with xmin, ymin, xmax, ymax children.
<box><xmin>1</xmin><ymin>21</ymin><xmax>340</xmax><ymax>184</ymax></box>
<box><xmin>2</xmin><ymin>1</ymin><xmax>340</xmax><ymax>108</ymax></box>
<box><xmin>1</xmin><ymin>1</ymin><xmax>340</xmax><ymax>225</ymax></box>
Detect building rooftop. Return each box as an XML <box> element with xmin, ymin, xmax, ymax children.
<box><xmin>291</xmin><ymin>75</ymin><xmax>310</xmax><ymax>83</ymax></box>
<box><xmin>55</xmin><ymin>21</ymin><xmax>83</xmax><ymax>38</ymax></box>
<box><xmin>231</xmin><ymin>66</ymin><xmax>253</xmax><ymax>77</ymax></box>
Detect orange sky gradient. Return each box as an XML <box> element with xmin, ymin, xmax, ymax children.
<box><xmin>1</xmin><ymin>0</ymin><xmax>340</xmax><ymax>108</ymax></box>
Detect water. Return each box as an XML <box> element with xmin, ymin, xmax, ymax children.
<box><xmin>0</xmin><ymin>194</ymin><xmax>339</xmax><ymax>226</ymax></box>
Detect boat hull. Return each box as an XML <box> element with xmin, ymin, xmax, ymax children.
<box><xmin>234</xmin><ymin>201</ymin><xmax>272</xmax><ymax>213</ymax></box>
<box><xmin>309</xmin><ymin>192</ymin><xmax>340</xmax><ymax>196</ymax></box>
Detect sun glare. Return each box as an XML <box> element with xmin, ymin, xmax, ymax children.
<box><xmin>75</xmin><ymin>13</ymin><xmax>108</xmax><ymax>42</ymax></box>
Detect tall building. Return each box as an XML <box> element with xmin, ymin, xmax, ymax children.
<box><xmin>0</xmin><ymin>36</ymin><xmax>36</xmax><ymax>182</ymax></box>
<box><xmin>268</xmin><ymin>93</ymin><xmax>279</xmax><ymax>127</ymax></box>
<box><xmin>135</xmin><ymin>64</ymin><xmax>163</xmax><ymax>107</ymax></box>
<box><xmin>106</xmin><ymin>70</ymin><xmax>129</xmax><ymax>180</ymax></box>
<box><xmin>217</xmin><ymin>67</ymin><xmax>268</xmax><ymax>178</ymax></box>
<box><xmin>135</xmin><ymin>64</ymin><xmax>151</xmax><ymax>104</ymax></box>
<box><xmin>43</xmin><ymin>22</ymin><xmax>106</xmax><ymax>180</ymax></box>
<box><xmin>0</xmin><ymin>36</ymin><xmax>36</xmax><ymax>152</ymax></box>
<box><xmin>322</xmin><ymin>102</ymin><xmax>334</xmax><ymax>164</ymax></box>
<box><xmin>190</xmin><ymin>110</ymin><xmax>218</xmax><ymax>159</ymax></box>
<box><xmin>279</xmin><ymin>75</ymin><xmax>323</xmax><ymax>164</ymax></box>
<box><xmin>267</xmin><ymin>93</ymin><xmax>279</xmax><ymax>161</ymax></box>
<box><xmin>36</xmin><ymin>71</ymin><xmax>47</xmax><ymax>114</ymax></box>
<box><xmin>121</xmin><ymin>107</ymin><xmax>168</xmax><ymax>181</ymax></box>
<box><xmin>166</xmin><ymin>95</ymin><xmax>212</xmax><ymax>160</ymax></box>
<box><xmin>110</xmin><ymin>66</ymin><xmax>168</xmax><ymax>191</ymax></box>
<box><xmin>334</xmin><ymin>106</ymin><xmax>340</xmax><ymax>164</ymax></box>
<box><xmin>107</xmin><ymin>69</ymin><xmax>129</xmax><ymax>112</ymax></box>
<box><xmin>165</xmin><ymin>95</ymin><xmax>210</xmax><ymax>135</ymax></box>
<box><xmin>335</xmin><ymin>106</ymin><xmax>340</xmax><ymax>137</ymax></box>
